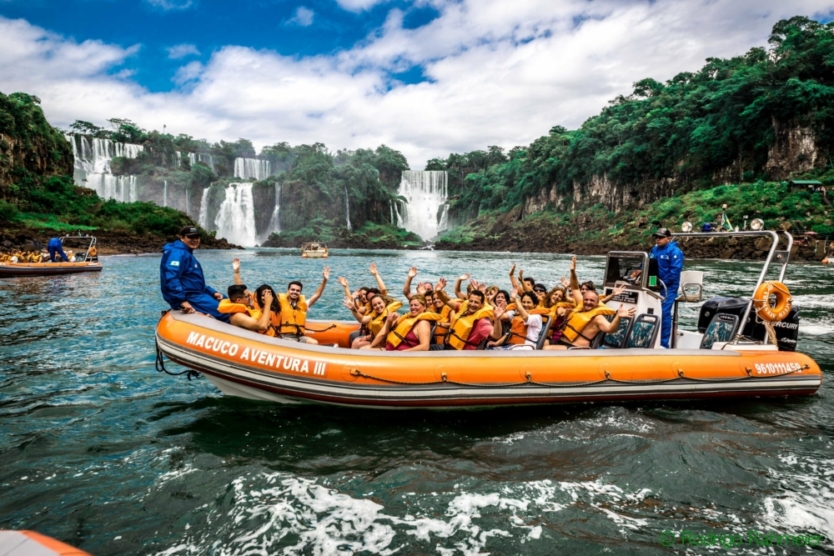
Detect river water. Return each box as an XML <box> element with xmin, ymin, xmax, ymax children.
<box><xmin>1</xmin><ymin>249</ymin><xmax>831</xmax><ymax>555</ymax></box>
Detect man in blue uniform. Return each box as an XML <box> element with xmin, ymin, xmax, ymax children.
<box><xmin>47</xmin><ymin>237</ymin><xmax>69</xmax><ymax>262</ymax></box>
<box><xmin>160</xmin><ymin>226</ymin><xmax>227</xmax><ymax>322</ymax></box>
<box><xmin>650</xmin><ymin>227</ymin><xmax>684</xmax><ymax>348</ymax></box>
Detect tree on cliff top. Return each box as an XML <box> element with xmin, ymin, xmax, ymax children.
<box><xmin>431</xmin><ymin>16</ymin><xmax>834</xmax><ymax>219</ymax></box>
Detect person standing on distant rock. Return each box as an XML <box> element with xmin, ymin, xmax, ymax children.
<box><xmin>160</xmin><ymin>226</ymin><xmax>227</xmax><ymax>321</ymax></box>
<box><xmin>47</xmin><ymin>237</ymin><xmax>69</xmax><ymax>262</ymax></box>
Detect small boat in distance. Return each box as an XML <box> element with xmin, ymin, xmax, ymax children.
<box><xmin>0</xmin><ymin>235</ymin><xmax>102</xmax><ymax>278</ymax></box>
<box><xmin>301</xmin><ymin>242</ymin><xmax>328</xmax><ymax>258</ymax></box>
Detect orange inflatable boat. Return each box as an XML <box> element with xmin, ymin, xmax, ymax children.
<box><xmin>155</xmin><ymin>232</ymin><xmax>823</xmax><ymax>409</ymax></box>
<box><xmin>155</xmin><ymin>311</ymin><xmax>821</xmax><ymax>409</ymax></box>
<box><xmin>0</xmin><ymin>530</ymin><xmax>90</xmax><ymax>556</ymax></box>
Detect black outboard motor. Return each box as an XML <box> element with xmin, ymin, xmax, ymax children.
<box><xmin>698</xmin><ymin>296</ymin><xmax>800</xmax><ymax>352</ymax></box>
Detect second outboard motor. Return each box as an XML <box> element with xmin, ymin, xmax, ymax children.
<box><xmin>698</xmin><ymin>297</ymin><xmax>800</xmax><ymax>352</ymax></box>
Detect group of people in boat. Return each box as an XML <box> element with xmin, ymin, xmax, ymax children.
<box><xmin>0</xmin><ymin>237</ymin><xmax>96</xmax><ymax>264</ymax></box>
<box><xmin>160</xmin><ymin>225</ymin><xmax>684</xmax><ymax>350</ymax></box>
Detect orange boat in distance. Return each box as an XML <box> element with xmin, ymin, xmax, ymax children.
<box><xmin>0</xmin><ymin>235</ymin><xmax>101</xmax><ymax>278</ymax></box>
<box><xmin>155</xmin><ymin>231</ymin><xmax>823</xmax><ymax>409</ymax></box>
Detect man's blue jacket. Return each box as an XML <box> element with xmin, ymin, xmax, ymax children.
<box><xmin>650</xmin><ymin>240</ymin><xmax>685</xmax><ymax>288</ymax></box>
<box><xmin>160</xmin><ymin>239</ymin><xmax>220</xmax><ymax>311</ymax></box>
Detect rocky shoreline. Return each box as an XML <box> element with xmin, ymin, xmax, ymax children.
<box><xmin>2</xmin><ymin>226</ymin><xmax>828</xmax><ymax>262</ymax></box>
<box><xmin>0</xmin><ymin>227</ymin><xmax>241</xmax><ymax>256</ymax></box>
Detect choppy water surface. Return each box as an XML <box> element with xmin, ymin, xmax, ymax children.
<box><xmin>1</xmin><ymin>249</ymin><xmax>832</xmax><ymax>555</ymax></box>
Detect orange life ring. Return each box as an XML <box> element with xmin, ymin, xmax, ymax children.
<box><xmin>752</xmin><ymin>281</ymin><xmax>792</xmax><ymax>322</ymax></box>
<box><xmin>88</xmin><ymin>246</ymin><xmax>97</xmax><ymax>257</ymax></box>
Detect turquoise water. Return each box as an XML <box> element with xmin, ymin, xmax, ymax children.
<box><xmin>1</xmin><ymin>249</ymin><xmax>831</xmax><ymax>555</ymax></box>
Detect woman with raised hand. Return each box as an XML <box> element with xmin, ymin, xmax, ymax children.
<box><xmin>344</xmin><ymin>293</ymin><xmax>403</xmax><ymax>349</ymax></box>
<box><xmin>364</xmin><ymin>295</ymin><xmax>440</xmax><ymax>352</ymax></box>
<box><xmin>489</xmin><ymin>290</ymin><xmax>546</xmax><ymax>350</ymax></box>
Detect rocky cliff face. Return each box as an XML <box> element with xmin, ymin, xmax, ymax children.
<box><xmin>519</xmin><ymin>121</ymin><xmax>823</xmax><ymax>220</ymax></box>
<box><xmin>0</xmin><ymin>93</ymin><xmax>74</xmax><ymax>202</ymax></box>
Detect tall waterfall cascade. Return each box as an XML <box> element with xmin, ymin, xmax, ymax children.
<box><xmin>396</xmin><ymin>171</ymin><xmax>449</xmax><ymax>240</ymax></box>
<box><xmin>198</xmin><ymin>187</ymin><xmax>210</xmax><ymax>229</ymax></box>
<box><xmin>257</xmin><ymin>185</ymin><xmax>282</xmax><ymax>245</ymax></box>
<box><xmin>344</xmin><ymin>185</ymin><xmax>352</xmax><ymax>231</ymax></box>
<box><xmin>234</xmin><ymin>158</ymin><xmax>271</xmax><ymax>181</ymax></box>
<box><xmin>70</xmin><ymin>135</ymin><xmax>144</xmax><ymax>203</ymax></box>
<box><xmin>214</xmin><ymin>183</ymin><xmax>257</xmax><ymax>247</ymax></box>
<box><xmin>163</xmin><ymin>180</ymin><xmax>168</xmax><ymax>207</ymax></box>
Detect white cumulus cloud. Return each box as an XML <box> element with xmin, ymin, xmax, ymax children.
<box><xmin>1</xmin><ymin>0</ymin><xmax>833</xmax><ymax>169</ymax></box>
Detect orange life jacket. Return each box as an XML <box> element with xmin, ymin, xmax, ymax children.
<box><xmin>507</xmin><ymin>308</ymin><xmax>549</xmax><ymax>345</ymax></box>
<box><xmin>368</xmin><ymin>300</ymin><xmax>403</xmax><ymax>337</ymax></box>
<box><xmin>386</xmin><ymin>312</ymin><xmax>442</xmax><ymax>348</ymax></box>
<box><xmin>278</xmin><ymin>293</ymin><xmax>307</xmax><ymax>336</ymax></box>
<box><xmin>561</xmin><ymin>305</ymin><xmax>616</xmax><ymax>344</ymax></box>
<box><xmin>447</xmin><ymin>306</ymin><xmax>494</xmax><ymax>350</ymax></box>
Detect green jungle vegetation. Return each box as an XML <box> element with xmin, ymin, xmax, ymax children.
<box><xmin>430</xmin><ymin>17</ymin><xmax>834</xmax><ymax>239</ymax></box>
<box><xmin>0</xmin><ymin>93</ymin><xmax>195</xmax><ymax>238</ymax></box>
<box><xmin>437</xmin><ymin>180</ymin><xmax>834</xmax><ymax>251</ymax></box>
<box><xmin>2</xmin><ymin>16</ymin><xmax>833</xmax><ymax>252</ymax></box>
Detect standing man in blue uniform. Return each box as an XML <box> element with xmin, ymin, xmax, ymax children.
<box><xmin>47</xmin><ymin>237</ymin><xmax>69</xmax><ymax>262</ymax></box>
<box><xmin>650</xmin><ymin>227</ymin><xmax>684</xmax><ymax>348</ymax></box>
<box><xmin>160</xmin><ymin>226</ymin><xmax>228</xmax><ymax>322</ymax></box>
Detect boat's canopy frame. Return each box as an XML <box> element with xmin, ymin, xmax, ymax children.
<box><xmin>59</xmin><ymin>235</ymin><xmax>98</xmax><ymax>262</ymax></box>
<box><xmin>604</xmin><ymin>230</ymin><xmax>793</xmax><ymax>348</ymax></box>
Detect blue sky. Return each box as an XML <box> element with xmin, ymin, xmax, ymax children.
<box><xmin>0</xmin><ymin>0</ymin><xmax>441</xmax><ymax>92</ymax></box>
<box><xmin>1</xmin><ymin>0</ymin><xmax>833</xmax><ymax>167</ymax></box>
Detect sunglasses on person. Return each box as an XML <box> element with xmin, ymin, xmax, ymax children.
<box><xmin>185</xmin><ymin>234</ymin><xmax>201</xmax><ymax>240</ymax></box>
<box><xmin>533</xmin><ymin>286</ymin><xmax>547</xmax><ymax>293</ymax></box>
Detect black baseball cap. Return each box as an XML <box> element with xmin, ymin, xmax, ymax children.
<box><xmin>180</xmin><ymin>226</ymin><xmax>199</xmax><ymax>237</ymax></box>
<box><xmin>653</xmin><ymin>227</ymin><xmax>672</xmax><ymax>238</ymax></box>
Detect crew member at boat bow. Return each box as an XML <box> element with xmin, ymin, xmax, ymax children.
<box><xmin>160</xmin><ymin>226</ymin><xmax>227</xmax><ymax>322</ymax></box>
<box><xmin>47</xmin><ymin>237</ymin><xmax>69</xmax><ymax>262</ymax></box>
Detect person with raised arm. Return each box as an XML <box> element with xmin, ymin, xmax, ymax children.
<box><xmin>489</xmin><ymin>289</ymin><xmax>546</xmax><ymax>350</ymax></box>
<box><xmin>218</xmin><ymin>285</ymin><xmax>274</xmax><ymax>334</ymax></box>
<box><xmin>231</xmin><ymin>257</ymin><xmax>281</xmax><ymax>336</ymax></box>
<box><xmin>276</xmin><ymin>266</ymin><xmax>329</xmax><ymax>343</ymax></box>
<box><xmin>545</xmin><ymin>256</ymin><xmax>635</xmax><ymax>349</ymax></box>
<box><xmin>363</xmin><ymin>295</ymin><xmax>440</xmax><ymax>351</ymax></box>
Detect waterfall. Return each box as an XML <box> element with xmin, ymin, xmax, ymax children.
<box><xmin>438</xmin><ymin>203</ymin><xmax>450</xmax><ymax>232</ymax></box>
<box><xmin>214</xmin><ymin>183</ymin><xmax>257</xmax><ymax>246</ymax></box>
<box><xmin>189</xmin><ymin>152</ymin><xmax>215</xmax><ymax>172</ymax></box>
<box><xmin>344</xmin><ymin>185</ymin><xmax>352</xmax><ymax>231</ymax></box>
<box><xmin>198</xmin><ymin>187</ymin><xmax>210</xmax><ymax>229</ymax></box>
<box><xmin>396</xmin><ymin>171</ymin><xmax>448</xmax><ymax>239</ymax></box>
<box><xmin>234</xmin><ymin>158</ymin><xmax>271</xmax><ymax>181</ymax></box>
<box><xmin>70</xmin><ymin>134</ymin><xmax>144</xmax><ymax>202</ymax></box>
<box><xmin>185</xmin><ymin>188</ymin><xmax>190</xmax><ymax>216</ymax></box>
<box><xmin>163</xmin><ymin>180</ymin><xmax>168</xmax><ymax>208</ymax></box>
<box><xmin>258</xmin><ymin>185</ymin><xmax>282</xmax><ymax>244</ymax></box>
